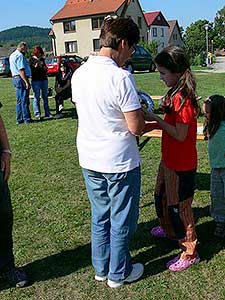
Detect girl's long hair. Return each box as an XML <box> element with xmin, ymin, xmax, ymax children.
<box><xmin>155</xmin><ymin>46</ymin><xmax>199</xmax><ymax>114</ymax></box>
<box><xmin>206</xmin><ymin>95</ymin><xmax>225</xmax><ymax>138</ymax></box>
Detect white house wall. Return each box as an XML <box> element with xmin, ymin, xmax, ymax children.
<box><xmin>168</xmin><ymin>26</ymin><xmax>183</xmax><ymax>47</ymax></box>
<box><xmin>148</xmin><ymin>25</ymin><xmax>169</xmax><ymax>52</ymax></box>
<box><xmin>52</xmin><ymin>18</ymin><xmax>101</xmax><ymax>58</ymax></box>
<box><xmin>124</xmin><ymin>0</ymin><xmax>148</xmax><ymax>42</ymax></box>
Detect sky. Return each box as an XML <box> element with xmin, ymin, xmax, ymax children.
<box><xmin>0</xmin><ymin>0</ymin><xmax>224</xmax><ymax>32</ymax></box>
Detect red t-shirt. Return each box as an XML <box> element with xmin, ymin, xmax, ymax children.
<box><xmin>162</xmin><ymin>92</ymin><xmax>197</xmax><ymax>171</ymax></box>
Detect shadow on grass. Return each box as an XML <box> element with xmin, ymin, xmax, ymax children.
<box><xmin>24</xmin><ymin>243</ymin><xmax>91</xmax><ymax>285</ymax></box>
<box><xmin>196</xmin><ymin>172</ymin><xmax>210</xmax><ymax>191</ymax></box>
<box><xmin>131</xmin><ymin>206</ymin><xmax>224</xmax><ymax>277</ymax></box>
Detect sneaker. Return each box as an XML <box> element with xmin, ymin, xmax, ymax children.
<box><xmin>44</xmin><ymin>114</ymin><xmax>53</xmax><ymax>119</ymax></box>
<box><xmin>166</xmin><ymin>255</ymin><xmax>180</xmax><ymax>268</ymax></box>
<box><xmin>150</xmin><ymin>226</ymin><xmax>167</xmax><ymax>238</ymax></box>
<box><xmin>59</xmin><ymin>104</ymin><xmax>64</xmax><ymax>111</ymax></box>
<box><xmin>214</xmin><ymin>222</ymin><xmax>225</xmax><ymax>238</ymax></box>
<box><xmin>34</xmin><ymin>115</ymin><xmax>41</xmax><ymax>121</ymax></box>
<box><xmin>107</xmin><ymin>263</ymin><xmax>144</xmax><ymax>288</ymax></box>
<box><xmin>54</xmin><ymin>113</ymin><xmax>63</xmax><ymax>119</ymax></box>
<box><xmin>0</xmin><ymin>267</ymin><xmax>29</xmax><ymax>288</ymax></box>
<box><xmin>168</xmin><ymin>256</ymin><xmax>200</xmax><ymax>272</ymax></box>
<box><xmin>95</xmin><ymin>274</ymin><xmax>107</xmax><ymax>282</ymax></box>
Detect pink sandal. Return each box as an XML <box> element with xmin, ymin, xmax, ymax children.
<box><xmin>168</xmin><ymin>255</ymin><xmax>200</xmax><ymax>272</ymax></box>
<box><xmin>166</xmin><ymin>256</ymin><xmax>180</xmax><ymax>268</ymax></box>
<box><xmin>150</xmin><ymin>226</ymin><xmax>167</xmax><ymax>238</ymax></box>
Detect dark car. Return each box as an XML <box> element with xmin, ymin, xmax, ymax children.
<box><xmin>0</xmin><ymin>57</ymin><xmax>11</xmax><ymax>77</ymax></box>
<box><xmin>125</xmin><ymin>45</ymin><xmax>156</xmax><ymax>73</ymax></box>
<box><xmin>45</xmin><ymin>55</ymin><xmax>83</xmax><ymax>76</ymax></box>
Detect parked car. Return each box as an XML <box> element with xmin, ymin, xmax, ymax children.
<box><xmin>124</xmin><ymin>45</ymin><xmax>156</xmax><ymax>73</ymax></box>
<box><xmin>0</xmin><ymin>57</ymin><xmax>11</xmax><ymax>77</ymax></box>
<box><xmin>45</xmin><ymin>55</ymin><xmax>83</xmax><ymax>76</ymax></box>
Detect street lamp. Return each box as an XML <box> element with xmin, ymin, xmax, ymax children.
<box><xmin>204</xmin><ymin>24</ymin><xmax>209</xmax><ymax>66</ymax></box>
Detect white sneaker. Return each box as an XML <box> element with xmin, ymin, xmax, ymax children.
<box><xmin>95</xmin><ymin>274</ymin><xmax>107</xmax><ymax>282</ymax></box>
<box><xmin>107</xmin><ymin>263</ymin><xmax>144</xmax><ymax>288</ymax></box>
<box><xmin>59</xmin><ymin>104</ymin><xmax>64</xmax><ymax>111</ymax></box>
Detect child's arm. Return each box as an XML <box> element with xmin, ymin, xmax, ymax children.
<box><xmin>145</xmin><ymin>112</ymin><xmax>188</xmax><ymax>142</ymax></box>
<box><xmin>142</xmin><ymin>121</ymin><xmax>161</xmax><ymax>134</ymax></box>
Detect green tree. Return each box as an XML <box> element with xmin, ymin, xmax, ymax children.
<box><xmin>212</xmin><ymin>5</ymin><xmax>225</xmax><ymax>49</ymax></box>
<box><xmin>184</xmin><ymin>20</ymin><xmax>213</xmax><ymax>64</ymax></box>
<box><xmin>140</xmin><ymin>40</ymin><xmax>158</xmax><ymax>57</ymax></box>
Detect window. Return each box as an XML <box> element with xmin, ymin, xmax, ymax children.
<box><xmin>93</xmin><ymin>39</ymin><xmax>100</xmax><ymax>51</ymax></box>
<box><xmin>152</xmin><ymin>28</ymin><xmax>157</xmax><ymax>37</ymax></box>
<box><xmin>173</xmin><ymin>34</ymin><xmax>178</xmax><ymax>40</ymax></box>
<box><xmin>65</xmin><ymin>41</ymin><xmax>78</xmax><ymax>53</ymax></box>
<box><xmin>92</xmin><ymin>17</ymin><xmax>104</xmax><ymax>30</ymax></box>
<box><xmin>161</xmin><ymin>28</ymin><xmax>164</xmax><ymax>37</ymax></box>
<box><xmin>138</xmin><ymin>17</ymin><xmax>142</xmax><ymax>29</ymax></box>
<box><xmin>63</xmin><ymin>20</ymin><xmax>76</xmax><ymax>32</ymax></box>
<box><xmin>157</xmin><ymin>15</ymin><xmax>161</xmax><ymax>21</ymax></box>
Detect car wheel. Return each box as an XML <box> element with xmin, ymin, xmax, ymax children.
<box><xmin>126</xmin><ymin>63</ymin><xmax>134</xmax><ymax>73</ymax></box>
<box><xmin>149</xmin><ymin>63</ymin><xmax>156</xmax><ymax>72</ymax></box>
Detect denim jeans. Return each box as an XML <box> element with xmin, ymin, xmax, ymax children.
<box><xmin>210</xmin><ymin>168</ymin><xmax>225</xmax><ymax>223</ymax></box>
<box><xmin>0</xmin><ymin>171</ymin><xmax>14</xmax><ymax>270</ymax></box>
<box><xmin>32</xmin><ymin>80</ymin><xmax>50</xmax><ymax>117</ymax></box>
<box><xmin>12</xmin><ymin>77</ymin><xmax>31</xmax><ymax>123</ymax></box>
<box><xmin>82</xmin><ymin>166</ymin><xmax>141</xmax><ymax>282</ymax></box>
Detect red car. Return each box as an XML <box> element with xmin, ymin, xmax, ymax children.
<box><xmin>45</xmin><ymin>55</ymin><xmax>83</xmax><ymax>76</ymax></box>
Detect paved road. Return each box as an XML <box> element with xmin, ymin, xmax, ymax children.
<box><xmin>209</xmin><ymin>56</ymin><xmax>225</xmax><ymax>73</ymax></box>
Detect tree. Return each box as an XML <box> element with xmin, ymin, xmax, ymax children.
<box><xmin>184</xmin><ymin>20</ymin><xmax>213</xmax><ymax>64</ymax></box>
<box><xmin>140</xmin><ymin>40</ymin><xmax>158</xmax><ymax>57</ymax></box>
<box><xmin>212</xmin><ymin>5</ymin><xmax>225</xmax><ymax>49</ymax></box>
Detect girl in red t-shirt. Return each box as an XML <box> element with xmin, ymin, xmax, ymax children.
<box><xmin>145</xmin><ymin>46</ymin><xmax>200</xmax><ymax>271</ymax></box>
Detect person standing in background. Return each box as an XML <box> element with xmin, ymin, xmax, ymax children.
<box><xmin>29</xmin><ymin>46</ymin><xmax>51</xmax><ymax>120</ymax></box>
<box><xmin>9</xmin><ymin>42</ymin><xmax>32</xmax><ymax>124</ymax></box>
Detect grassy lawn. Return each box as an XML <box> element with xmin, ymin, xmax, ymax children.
<box><xmin>0</xmin><ymin>71</ymin><xmax>225</xmax><ymax>299</ymax></box>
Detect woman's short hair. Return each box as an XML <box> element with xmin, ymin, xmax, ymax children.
<box><xmin>100</xmin><ymin>17</ymin><xmax>140</xmax><ymax>50</ymax></box>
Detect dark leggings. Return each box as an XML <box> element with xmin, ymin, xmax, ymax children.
<box><xmin>0</xmin><ymin>171</ymin><xmax>14</xmax><ymax>270</ymax></box>
<box><xmin>55</xmin><ymin>88</ymin><xmax>72</xmax><ymax>113</ymax></box>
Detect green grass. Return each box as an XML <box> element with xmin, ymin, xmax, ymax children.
<box><xmin>0</xmin><ymin>72</ymin><xmax>225</xmax><ymax>299</ymax></box>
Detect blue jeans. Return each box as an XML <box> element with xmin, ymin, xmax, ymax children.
<box><xmin>82</xmin><ymin>166</ymin><xmax>141</xmax><ymax>283</ymax></box>
<box><xmin>210</xmin><ymin>168</ymin><xmax>225</xmax><ymax>223</ymax></box>
<box><xmin>32</xmin><ymin>80</ymin><xmax>50</xmax><ymax>117</ymax></box>
<box><xmin>0</xmin><ymin>171</ymin><xmax>14</xmax><ymax>270</ymax></box>
<box><xmin>12</xmin><ymin>77</ymin><xmax>31</xmax><ymax>123</ymax></box>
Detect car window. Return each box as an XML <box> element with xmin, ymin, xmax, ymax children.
<box><xmin>139</xmin><ymin>47</ymin><xmax>149</xmax><ymax>56</ymax></box>
<box><xmin>62</xmin><ymin>57</ymin><xmax>69</xmax><ymax>63</ymax></box>
<box><xmin>68</xmin><ymin>57</ymin><xmax>76</xmax><ymax>62</ymax></box>
<box><xmin>132</xmin><ymin>47</ymin><xmax>140</xmax><ymax>57</ymax></box>
<box><xmin>75</xmin><ymin>56</ymin><xmax>83</xmax><ymax>63</ymax></box>
<box><xmin>45</xmin><ymin>57</ymin><xmax>58</xmax><ymax>64</ymax></box>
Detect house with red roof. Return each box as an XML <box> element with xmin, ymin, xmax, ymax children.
<box><xmin>50</xmin><ymin>0</ymin><xmax>148</xmax><ymax>58</ymax></box>
<box><xmin>144</xmin><ymin>11</ymin><xmax>170</xmax><ymax>53</ymax></box>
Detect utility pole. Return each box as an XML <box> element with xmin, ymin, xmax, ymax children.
<box><xmin>204</xmin><ymin>24</ymin><xmax>209</xmax><ymax>66</ymax></box>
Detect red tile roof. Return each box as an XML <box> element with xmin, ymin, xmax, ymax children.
<box><xmin>144</xmin><ymin>11</ymin><xmax>169</xmax><ymax>27</ymax></box>
<box><xmin>51</xmin><ymin>0</ymin><xmax>127</xmax><ymax>21</ymax></box>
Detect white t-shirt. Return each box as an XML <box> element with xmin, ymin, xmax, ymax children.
<box><xmin>72</xmin><ymin>55</ymin><xmax>141</xmax><ymax>173</ymax></box>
